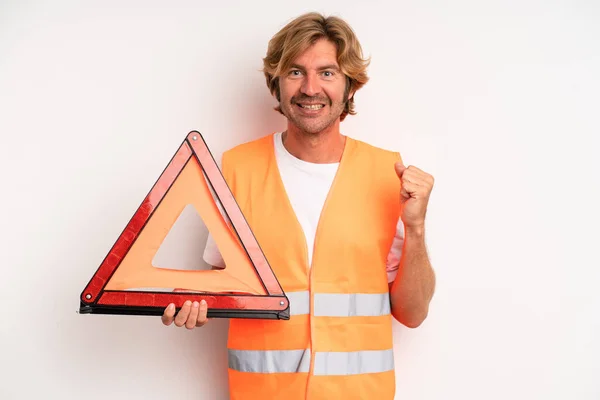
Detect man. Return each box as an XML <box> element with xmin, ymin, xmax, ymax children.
<box><xmin>162</xmin><ymin>12</ymin><xmax>436</xmax><ymax>399</ymax></box>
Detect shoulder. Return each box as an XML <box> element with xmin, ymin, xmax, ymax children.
<box><xmin>347</xmin><ymin>136</ymin><xmax>402</xmax><ymax>190</ymax></box>
<box><xmin>222</xmin><ymin>133</ymin><xmax>274</xmax><ymax>168</ymax></box>
<box><xmin>220</xmin><ymin>133</ymin><xmax>275</xmax><ymax>185</ymax></box>
<box><xmin>348</xmin><ymin>136</ymin><xmax>402</xmax><ymax>163</ymax></box>
<box><xmin>224</xmin><ymin>133</ymin><xmax>273</xmax><ymax>158</ymax></box>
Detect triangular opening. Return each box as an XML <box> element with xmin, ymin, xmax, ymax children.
<box><xmin>152</xmin><ymin>203</ymin><xmax>214</xmax><ymax>272</ymax></box>
<box><xmin>78</xmin><ymin>131</ymin><xmax>289</xmax><ymax>320</ymax></box>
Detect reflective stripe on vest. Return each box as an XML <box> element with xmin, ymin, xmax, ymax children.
<box><xmin>228</xmin><ymin>349</ymin><xmax>393</xmax><ymax>375</ymax></box>
<box><xmin>313</xmin><ymin>349</ymin><xmax>394</xmax><ymax>375</ymax></box>
<box><xmin>287</xmin><ymin>291</ymin><xmax>310</xmax><ymax>316</ymax></box>
<box><xmin>229</xmin><ymin>349</ymin><xmax>311</xmax><ymax>373</ymax></box>
<box><xmin>286</xmin><ymin>291</ymin><xmax>390</xmax><ymax>317</ymax></box>
<box><xmin>314</xmin><ymin>293</ymin><xmax>390</xmax><ymax>317</ymax></box>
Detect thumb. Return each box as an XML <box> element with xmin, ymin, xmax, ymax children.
<box><xmin>395</xmin><ymin>161</ymin><xmax>406</xmax><ymax>178</ymax></box>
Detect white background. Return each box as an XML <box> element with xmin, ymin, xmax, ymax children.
<box><xmin>1</xmin><ymin>1</ymin><xmax>599</xmax><ymax>399</ymax></box>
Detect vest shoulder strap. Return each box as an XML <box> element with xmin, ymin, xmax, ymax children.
<box><xmin>221</xmin><ymin>133</ymin><xmax>273</xmax><ymax>189</ymax></box>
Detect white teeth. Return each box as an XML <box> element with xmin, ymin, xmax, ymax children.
<box><xmin>299</xmin><ymin>104</ymin><xmax>324</xmax><ymax>110</ymax></box>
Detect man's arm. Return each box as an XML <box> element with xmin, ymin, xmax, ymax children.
<box><xmin>389</xmin><ymin>225</ymin><xmax>436</xmax><ymax>328</ymax></box>
<box><xmin>389</xmin><ymin>159</ymin><xmax>436</xmax><ymax>328</ymax></box>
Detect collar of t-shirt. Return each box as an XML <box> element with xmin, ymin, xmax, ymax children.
<box><xmin>273</xmin><ymin>132</ymin><xmax>340</xmax><ymax>175</ymax></box>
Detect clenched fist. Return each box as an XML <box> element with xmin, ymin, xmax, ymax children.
<box><xmin>395</xmin><ymin>161</ymin><xmax>434</xmax><ymax>229</ymax></box>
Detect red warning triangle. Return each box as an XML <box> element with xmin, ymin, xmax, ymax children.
<box><xmin>79</xmin><ymin>131</ymin><xmax>290</xmax><ymax>320</ymax></box>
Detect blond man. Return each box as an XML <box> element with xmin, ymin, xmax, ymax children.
<box><xmin>162</xmin><ymin>12</ymin><xmax>436</xmax><ymax>399</ymax></box>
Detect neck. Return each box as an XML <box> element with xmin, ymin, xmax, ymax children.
<box><xmin>283</xmin><ymin>121</ymin><xmax>345</xmax><ymax>164</ymax></box>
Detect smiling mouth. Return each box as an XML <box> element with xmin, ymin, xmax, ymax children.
<box><xmin>297</xmin><ymin>103</ymin><xmax>325</xmax><ymax>110</ymax></box>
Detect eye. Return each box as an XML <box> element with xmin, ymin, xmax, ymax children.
<box><xmin>289</xmin><ymin>69</ymin><xmax>302</xmax><ymax>77</ymax></box>
<box><xmin>322</xmin><ymin>71</ymin><xmax>335</xmax><ymax>78</ymax></box>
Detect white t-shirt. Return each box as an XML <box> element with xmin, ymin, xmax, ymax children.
<box><xmin>203</xmin><ymin>132</ymin><xmax>405</xmax><ymax>283</ymax></box>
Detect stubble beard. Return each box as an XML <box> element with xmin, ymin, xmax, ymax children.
<box><xmin>280</xmin><ymin>95</ymin><xmax>347</xmax><ymax>136</ymax></box>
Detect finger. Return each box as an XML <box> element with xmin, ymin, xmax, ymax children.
<box><xmin>174</xmin><ymin>301</ymin><xmax>192</xmax><ymax>327</ymax></box>
<box><xmin>161</xmin><ymin>303</ymin><xmax>175</xmax><ymax>326</ymax></box>
<box><xmin>401</xmin><ymin>181</ymin><xmax>420</xmax><ymax>196</ymax></box>
<box><xmin>404</xmin><ymin>172</ymin><xmax>434</xmax><ymax>190</ymax></box>
<box><xmin>394</xmin><ymin>161</ymin><xmax>406</xmax><ymax>178</ymax></box>
<box><xmin>405</xmin><ymin>166</ymin><xmax>434</xmax><ymax>186</ymax></box>
<box><xmin>196</xmin><ymin>300</ymin><xmax>208</xmax><ymax>327</ymax></box>
<box><xmin>401</xmin><ymin>168</ymin><xmax>425</xmax><ymax>184</ymax></box>
<box><xmin>400</xmin><ymin>187</ymin><xmax>410</xmax><ymax>203</ymax></box>
<box><xmin>186</xmin><ymin>301</ymin><xmax>200</xmax><ymax>329</ymax></box>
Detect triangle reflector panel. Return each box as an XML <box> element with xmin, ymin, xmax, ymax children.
<box><xmin>79</xmin><ymin>131</ymin><xmax>289</xmax><ymax>320</ymax></box>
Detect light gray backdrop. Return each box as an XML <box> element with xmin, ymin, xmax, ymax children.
<box><xmin>1</xmin><ymin>0</ymin><xmax>599</xmax><ymax>399</ymax></box>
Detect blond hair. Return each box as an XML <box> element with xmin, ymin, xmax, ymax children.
<box><xmin>263</xmin><ymin>12</ymin><xmax>370</xmax><ymax>121</ymax></box>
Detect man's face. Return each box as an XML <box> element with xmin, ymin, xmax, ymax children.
<box><xmin>278</xmin><ymin>38</ymin><xmax>351</xmax><ymax>135</ymax></box>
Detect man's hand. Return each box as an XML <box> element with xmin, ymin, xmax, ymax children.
<box><xmin>395</xmin><ymin>161</ymin><xmax>434</xmax><ymax>229</ymax></box>
<box><xmin>161</xmin><ymin>300</ymin><xmax>208</xmax><ymax>329</ymax></box>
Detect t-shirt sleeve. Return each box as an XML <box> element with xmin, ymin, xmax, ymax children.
<box><xmin>386</xmin><ymin>217</ymin><xmax>405</xmax><ymax>283</ymax></box>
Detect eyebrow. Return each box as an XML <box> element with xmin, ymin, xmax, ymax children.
<box><xmin>290</xmin><ymin>63</ymin><xmax>341</xmax><ymax>72</ymax></box>
<box><xmin>317</xmin><ymin>64</ymin><xmax>340</xmax><ymax>72</ymax></box>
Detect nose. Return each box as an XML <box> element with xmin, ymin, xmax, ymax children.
<box><xmin>301</xmin><ymin>73</ymin><xmax>320</xmax><ymax>97</ymax></box>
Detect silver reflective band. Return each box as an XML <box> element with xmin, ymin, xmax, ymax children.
<box><xmin>314</xmin><ymin>293</ymin><xmax>391</xmax><ymax>317</ymax></box>
<box><xmin>228</xmin><ymin>349</ymin><xmax>311</xmax><ymax>373</ymax></box>
<box><xmin>314</xmin><ymin>349</ymin><xmax>394</xmax><ymax>376</ymax></box>
<box><xmin>286</xmin><ymin>291</ymin><xmax>310</xmax><ymax>316</ymax></box>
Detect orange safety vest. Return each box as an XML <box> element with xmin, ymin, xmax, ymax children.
<box><xmin>221</xmin><ymin>133</ymin><xmax>401</xmax><ymax>400</ymax></box>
